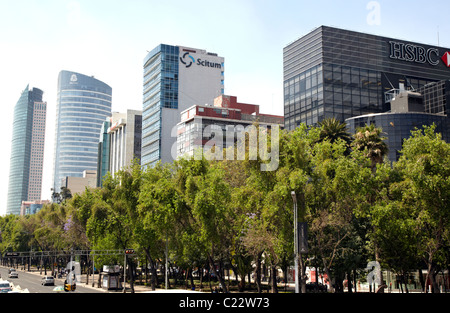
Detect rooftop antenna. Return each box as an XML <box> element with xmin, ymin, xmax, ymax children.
<box><xmin>437</xmin><ymin>26</ymin><xmax>440</xmax><ymax>46</ymax></box>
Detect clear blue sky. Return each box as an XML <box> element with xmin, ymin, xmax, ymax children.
<box><xmin>1</xmin><ymin>0</ymin><xmax>449</xmax><ymax>215</ymax></box>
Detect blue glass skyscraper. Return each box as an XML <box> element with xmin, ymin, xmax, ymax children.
<box><xmin>52</xmin><ymin>70</ymin><xmax>112</xmax><ymax>194</ymax></box>
<box><xmin>7</xmin><ymin>86</ymin><xmax>46</xmax><ymax>215</ymax></box>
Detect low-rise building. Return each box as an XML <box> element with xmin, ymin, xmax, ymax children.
<box><xmin>176</xmin><ymin>95</ymin><xmax>284</xmax><ymax>159</ymax></box>
<box><xmin>20</xmin><ymin>200</ymin><xmax>50</xmax><ymax>216</ymax></box>
<box><xmin>62</xmin><ymin>170</ymin><xmax>97</xmax><ymax>196</ymax></box>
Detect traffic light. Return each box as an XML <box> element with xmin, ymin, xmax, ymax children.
<box><xmin>125</xmin><ymin>249</ymin><xmax>135</xmax><ymax>255</ymax></box>
<box><xmin>64</xmin><ymin>284</ymin><xmax>70</xmax><ymax>292</ymax></box>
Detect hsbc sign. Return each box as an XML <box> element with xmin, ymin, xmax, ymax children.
<box><xmin>389</xmin><ymin>41</ymin><xmax>450</xmax><ymax>68</ymax></box>
<box><xmin>389</xmin><ymin>41</ymin><xmax>440</xmax><ymax>65</ymax></box>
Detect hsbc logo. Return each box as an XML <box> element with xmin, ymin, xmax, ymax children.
<box><xmin>441</xmin><ymin>52</ymin><xmax>450</xmax><ymax>68</ymax></box>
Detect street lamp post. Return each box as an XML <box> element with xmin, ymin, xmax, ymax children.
<box><xmin>291</xmin><ymin>191</ymin><xmax>299</xmax><ymax>294</ymax></box>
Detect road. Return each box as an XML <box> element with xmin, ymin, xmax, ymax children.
<box><xmin>0</xmin><ymin>267</ymin><xmax>104</xmax><ymax>293</ymax></box>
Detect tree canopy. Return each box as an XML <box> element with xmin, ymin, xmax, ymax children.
<box><xmin>1</xmin><ymin>120</ymin><xmax>449</xmax><ymax>293</ymax></box>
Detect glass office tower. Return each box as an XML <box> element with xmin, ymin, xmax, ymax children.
<box><xmin>7</xmin><ymin>86</ymin><xmax>47</xmax><ymax>215</ymax></box>
<box><xmin>142</xmin><ymin>44</ymin><xmax>224</xmax><ymax>168</ymax></box>
<box><xmin>142</xmin><ymin>44</ymin><xmax>180</xmax><ymax>167</ymax></box>
<box><xmin>96</xmin><ymin>117</ymin><xmax>111</xmax><ymax>187</ymax></box>
<box><xmin>52</xmin><ymin>70</ymin><xmax>112</xmax><ymax>194</ymax></box>
<box><xmin>283</xmin><ymin>26</ymin><xmax>450</xmax><ymax>130</ymax></box>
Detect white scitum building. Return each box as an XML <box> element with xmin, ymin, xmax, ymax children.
<box><xmin>142</xmin><ymin>44</ymin><xmax>224</xmax><ymax>168</ymax></box>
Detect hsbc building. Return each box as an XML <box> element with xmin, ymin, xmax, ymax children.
<box><xmin>283</xmin><ymin>26</ymin><xmax>450</xmax><ymax>130</ymax></box>
<box><xmin>284</xmin><ymin>26</ymin><xmax>450</xmax><ymax>161</ymax></box>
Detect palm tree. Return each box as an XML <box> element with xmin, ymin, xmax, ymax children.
<box><xmin>317</xmin><ymin>118</ymin><xmax>352</xmax><ymax>153</ymax></box>
<box><xmin>352</xmin><ymin>123</ymin><xmax>388</xmax><ymax>171</ymax></box>
<box><xmin>352</xmin><ymin>123</ymin><xmax>389</xmax><ymax>292</ymax></box>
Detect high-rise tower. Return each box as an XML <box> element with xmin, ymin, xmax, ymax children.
<box><xmin>7</xmin><ymin>86</ymin><xmax>47</xmax><ymax>215</ymax></box>
<box><xmin>52</xmin><ymin>70</ymin><xmax>112</xmax><ymax>195</ymax></box>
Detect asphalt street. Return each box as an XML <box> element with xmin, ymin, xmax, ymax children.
<box><xmin>0</xmin><ymin>266</ymin><xmax>104</xmax><ymax>293</ymax></box>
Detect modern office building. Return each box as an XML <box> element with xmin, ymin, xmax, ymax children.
<box><xmin>176</xmin><ymin>95</ymin><xmax>284</xmax><ymax>158</ymax></box>
<box><xmin>108</xmin><ymin>110</ymin><xmax>142</xmax><ymax>175</ymax></box>
<box><xmin>52</xmin><ymin>70</ymin><xmax>112</xmax><ymax>195</ymax></box>
<box><xmin>418</xmin><ymin>79</ymin><xmax>449</xmax><ymax>115</ymax></box>
<box><xmin>283</xmin><ymin>26</ymin><xmax>450</xmax><ymax>130</ymax></box>
<box><xmin>7</xmin><ymin>86</ymin><xmax>47</xmax><ymax>215</ymax></box>
<box><xmin>142</xmin><ymin>44</ymin><xmax>224</xmax><ymax>167</ymax></box>
<box><xmin>96</xmin><ymin>110</ymin><xmax>143</xmax><ymax>185</ymax></box>
<box><xmin>97</xmin><ymin>117</ymin><xmax>111</xmax><ymax>187</ymax></box>
<box><xmin>346</xmin><ymin>82</ymin><xmax>450</xmax><ymax>162</ymax></box>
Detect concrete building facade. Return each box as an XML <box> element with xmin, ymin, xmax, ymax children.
<box><xmin>108</xmin><ymin>110</ymin><xmax>142</xmax><ymax>175</ymax></box>
<box><xmin>177</xmin><ymin>95</ymin><xmax>284</xmax><ymax>159</ymax></box>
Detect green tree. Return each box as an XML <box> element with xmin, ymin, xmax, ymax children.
<box><xmin>186</xmin><ymin>159</ymin><xmax>233</xmax><ymax>292</ymax></box>
<box><xmin>351</xmin><ymin>123</ymin><xmax>390</xmax><ymax>291</ymax></box>
<box><xmin>0</xmin><ymin>214</ymin><xmax>31</xmax><ymax>255</ymax></box>
<box><xmin>370</xmin><ymin>201</ymin><xmax>418</xmax><ymax>292</ymax></box>
<box><xmin>137</xmin><ymin>163</ymin><xmax>171</xmax><ymax>290</ymax></box>
<box><xmin>393</xmin><ymin>125</ymin><xmax>450</xmax><ymax>293</ymax></box>
<box><xmin>85</xmin><ymin>164</ymin><xmax>142</xmax><ymax>292</ymax></box>
<box><xmin>308</xmin><ymin>134</ymin><xmax>364</xmax><ymax>292</ymax></box>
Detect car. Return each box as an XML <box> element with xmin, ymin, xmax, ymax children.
<box><xmin>8</xmin><ymin>271</ymin><xmax>18</xmax><ymax>278</ymax></box>
<box><xmin>0</xmin><ymin>280</ymin><xmax>12</xmax><ymax>293</ymax></box>
<box><xmin>306</xmin><ymin>282</ymin><xmax>328</xmax><ymax>293</ymax></box>
<box><xmin>41</xmin><ymin>276</ymin><xmax>55</xmax><ymax>286</ymax></box>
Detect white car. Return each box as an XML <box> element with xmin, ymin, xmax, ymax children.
<box><xmin>0</xmin><ymin>280</ymin><xmax>12</xmax><ymax>293</ymax></box>
<box><xmin>41</xmin><ymin>276</ymin><xmax>55</xmax><ymax>286</ymax></box>
<box><xmin>8</xmin><ymin>271</ymin><xmax>18</xmax><ymax>278</ymax></box>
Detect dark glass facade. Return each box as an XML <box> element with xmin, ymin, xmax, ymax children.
<box><xmin>97</xmin><ymin>118</ymin><xmax>110</xmax><ymax>187</ymax></box>
<box><xmin>284</xmin><ymin>26</ymin><xmax>450</xmax><ymax>130</ymax></box>
<box><xmin>346</xmin><ymin>112</ymin><xmax>450</xmax><ymax>163</ymax></box>
<box><xmin>134</xmin><ymin>114</ymin><xmax>142</xmax><ymax>162</ymax></box>
<box><xmin>418</xmin><ymin>80</ymin><xmax>450</xmax><ymax>115</ymax></box>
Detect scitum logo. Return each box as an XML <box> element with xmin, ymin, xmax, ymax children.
<box><xmin>180</xmin><ymin>51</ymin><xmax>222</xmax><ymax>69</ymax></box>
<box><xmin>180</xmin><ymin>52</ymin><xmax>195</xmax><ymax>68</ymax></box>
<box><xmin>441</xmin><ymin>52</ymin><xmax>450</xmax><ymax>68</ymax></box>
